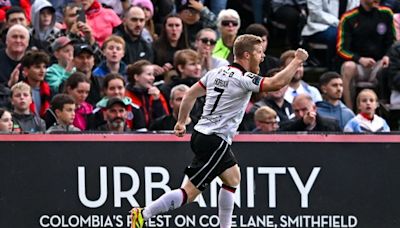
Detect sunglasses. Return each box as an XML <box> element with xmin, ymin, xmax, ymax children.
<box><xmin>200</xmin><ymin>37</ymin><xmax>217</xmax><ymax>45</ymax></box>
<box><xmin>221</xmin><ymin>20</ymin><xmax>238</xmax><ymax>27</ymax></box>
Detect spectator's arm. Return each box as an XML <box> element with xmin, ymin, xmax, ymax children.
<box><xmin>337</xmin><ymin>14</ymin><xmax>359</xmax><ymax>62</ymax></box>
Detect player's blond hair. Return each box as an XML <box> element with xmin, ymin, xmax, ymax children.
<box><xmin>233</xmin><ymin>34</ymin><xmax>262</xmax><ymax>58</ymax></box>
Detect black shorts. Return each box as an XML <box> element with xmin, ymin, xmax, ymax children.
<box><xmin>185</xmin><ymin>130</ymin><xmax>237</xmax><ymax>191</ymax></box>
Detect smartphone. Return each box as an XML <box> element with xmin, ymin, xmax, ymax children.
<box><xmin>77</xmin><ymin>9</ymin><xmax>86</xmax><ymax>23</ymax></box>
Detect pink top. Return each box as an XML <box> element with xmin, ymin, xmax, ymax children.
<box><xmin>73</xmin><ymin>102</ymin><xmax>93</xmax><ymax>131</ymax></box>
<box><xmin>86</xmin><ymin>1</ymin><xmax>121</xmax><ymax>46</ymax></box>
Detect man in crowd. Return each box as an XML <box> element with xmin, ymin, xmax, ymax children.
<box><xmin>279</xmin><ymin>94</ymin><xmax>341</xmax><ymax>132</ymax></box>
<box><xmin>97</xmin><ymin>97</ymin><xmax>129</xmax><ymax>132</ymax></box>
<box><xmin>316</xmin><ymin>71</ymin><xmax>355</xmax><ymax>130</ymax></box>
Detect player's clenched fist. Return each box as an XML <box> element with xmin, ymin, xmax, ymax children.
<box><xmin>295</xmin><ymin>48</ymin><xmax>309</xmax><ymax>62</ymax></box>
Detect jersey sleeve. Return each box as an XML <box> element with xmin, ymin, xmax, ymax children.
<box><xmin>241</xmin><ymin>72</ymin><xmax>264</xmax><ymax>92</ymax></box>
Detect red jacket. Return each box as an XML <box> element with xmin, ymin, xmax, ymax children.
<box><xmin>125</xmin><ymin>86</ymin><xmax>170</xmax><ymax>128</ymax></box>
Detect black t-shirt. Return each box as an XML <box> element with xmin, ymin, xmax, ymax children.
<box><xmin>0</xmin><ymin>49</ymin><xmax>21</xmax><ymax>86</ymax></box>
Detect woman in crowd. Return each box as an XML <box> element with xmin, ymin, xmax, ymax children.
<box><xmin>125</xmin><ymin>60</ymin><xmax>170</xmax><ymax>128</ymax></box>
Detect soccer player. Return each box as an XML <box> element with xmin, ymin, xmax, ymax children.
<box><xmin>130</xmin><ymin>34</ymin><xmax>308</xmax><ymax>228</ymax></box>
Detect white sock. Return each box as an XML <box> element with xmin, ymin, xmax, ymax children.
<box><xmin>218</xmin><ymin>184</ymin><xmax>236</xmax><ymax>228</ymax></box>
<box><xmin>142</xmin><ymin>188</ymin><xmax>187</xmax><ymax>220</ymax></box>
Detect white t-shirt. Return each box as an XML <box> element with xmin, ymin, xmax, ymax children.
<box><xmin>194</xmin><ymin>63</ymin><xmax>264</xmax><ymax>144</ymax></box>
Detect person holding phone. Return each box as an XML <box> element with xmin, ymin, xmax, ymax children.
<box><xmin>46</xmin><ymin>3</ymin><xmax>103</xmax><ymax>64</ymax></box>
<box><xmin>74</xmin><ymin>0</ymin><xmax>121</xmax><ymax>47</ymax></box>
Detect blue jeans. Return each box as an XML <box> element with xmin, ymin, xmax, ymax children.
<box><xmin>200</xmin><ymin>0</ymin><xmax>227</xmax><ymax>15</ymax></box>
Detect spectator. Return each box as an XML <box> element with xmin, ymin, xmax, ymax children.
<box><xmin>301</xmin><ymin>0</ymin><xmax>359</xmax><ymax>69</ymax></box>
<box><xmin>30</xmin><ymin>0</ymin><xmax>59</xmax><ymax>52</ymax></box>
<box><xmin>344</xmin><ymin>89</ymin><xmax>390</xmax><ymax>132</ymax></box>
<box><xmin>93</xmin><ymin>35</ymin><xmax>127</xmax><ymax>79</ymax></box>
<box><xmin>0</xmin><ymin>6</ymin><xmax>28</xmax><ymax>48</ymax></box>
<box><xmin>45</xmin><ymin>36</ymin><xmax>75</xmax><ymax>94</ymax></box>
<box><xmin>46</xmin><ymin>94</ymin><xmax>81</xmax><ymax>133</ymax></box>
<box><xmin>0</xmin><ymin>24</ymin><xmax>29</xmax><ymax>88</ymax></box>
<box><xmin>176</xmin><ymin>0</ymin><xmax>217</xmax><ymax>47</ymax></box>
<box><xmin>5</xmin><ymin>6</ymin><xmax>28</xmax><ymax>28</ymax></box>
<box><xmin>113</xmin><ymin>6</ymin><xmax>154</xmax><ymax>65</ymax></box>
<box><xmin>160</xmin><ymin>49</ymin><xmax>202</xmax><ymax>100</ymax></box>
<box><xmin>252</xmin><ymin>106</ymin><xmax>279</xmax><ymax>133</ymax></box>
<box><xmin>271</xmin><ymin>0</ymin><xmax>307</xmax><ymax>49</ymax></box>
<box><xmin>125</xmin><ymin>60</ymin><xmax>170</xmax><ymax>128</ymax></box>
<box><xmin>75</xmin><ymin>0</ymin><xmax>121</xmax><ymax>46</ymax></box>
<box><xmin>46</xmin><ymin>72</ymin><xmax>92</xmax><ymax>130</ymax></box>
<box><xmin>21</xmin><ymin>50</ymin><xmax>51</xmax><ymax>118</ymax></box>
<box><xmin>316</xmin><ymin>71</ymin><xmax>355</xmax><ymax>130</ymax></box>
<box><xmin>150</xmin><ymin>84</ymin><xmax>196</xmax><ymax>131</ymax></box>
<box><xmin>245</xmin><ymin>23</ymin><xmax>280</xmax><ymax>76</ymax></box>
<box><xmin>279</xmin><ymin>94</ymin><xmax>341</xmax><ymax>132</ymax></box>
<box><xmin>72</xmin><ymin>43</ymin><xmax>102</xmax><ymax>106</ymax></box>
<box><xmin>91</xmin><ymin>73</ymin><xmax>146</xmax><ymax>130</ymax></box>
<box><xmin>65</xmin><ymin>72</ymin><xmax>92</xmax><ymax>130</ymax></box>
<box><xmin>132</xmin><ymin>0</ymin><xmax>157</xmax><ymax>43</ymax></box>
<box><xmin>96</xmin><ymin>97</ymin><xmax>130</xmax><ymax>132</ymax></box>
<box><xmin>281</xmin><ymin>50</ymin><xmax>322</xmax><ymax>103</ymax></box>
<box><xmin>10</xmin><ymin>82</ymin><xmax>46</xmax><ymax>133</ymax></box>
<box><xmin>337</xmin><ymin>0</ymin><xmax>395</xmax><ymax>109</ymax></box>
<box><xmin>0</xmin><ymin>108</ymin><xmax>13</xmax><ymax>133</ymax></box>
<box><xmin>48</xmin><ymin>3</ymin><xmax>102</xmax><ymax>63</ymax></box>
<box><xmin>250</xmin><ymin>68</ymin><xmax>293</xmax><ymax>123</ymax></box>
<box><xmin>152</xmin><ymin>13</ymin><xmax>188</xmax><ymax>75</ymax></box>
<box><xmin>194</xmin><ymin>28</ymin><xmax>228</xmax><ymax>77</ymax></box>
<box><xmin>212</xmin><ymin>9</ymin><xmax>240</xmax><ymax>63</ymax></box>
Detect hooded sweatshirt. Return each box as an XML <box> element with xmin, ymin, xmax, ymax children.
<box><xmin>316</xmin><ymin>100</ymin><xmax>355</xmax><ymax>130</ymax></box>
<box><xmin>30</xmin><ymin>0</ymin><xmax>59</xmax><ymax>50</ymax></box>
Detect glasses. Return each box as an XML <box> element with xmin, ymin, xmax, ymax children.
<box><xmin>221</xmin><ymin>20</ymin><xmax>238</xmax><ymax>27</ymax></box>
<box><xmin>258</xmin><ymin>120</ymin><xmax>278</xmax><ymax>125</ymax></box>
<box><xmin>199</xmin><ymin>37</ymin><xmax>216</xmax><ymax>45</ymax></box>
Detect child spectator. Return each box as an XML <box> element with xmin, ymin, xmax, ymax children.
<box><xmin>252</xmin><ymin>106</ymin><xmax>279</xmax><ymax>133</ymax></box>
<box><xmin>93</xmin><ymin>35</ymin><xmax>127</xmax><ymax>79</ymax></box>
<box><xmin>10</xmin><ymin>82</ymin><xmax>46</xmax><ymax>133</ymax></box>
<box><xmin>30</xmin><ymin>0</ymin><xmax>59</xmax><ymax>52</ymax></box>
<box><xmin>21</xmin><ymin>50</ymin><xmax>51</xmax><ymax>118</ymax></box>
<box><xmin>45</xmin><ymin>36</ymin><xmax>75</xmax><ymax>94</ymax></box>
<box><xmin>344</xmin><ymin>89</ymin><xmax>390</xmax><ymax>132</ymax></box>
<box><xmin>46</xmin><ymin>94</ymin><xmax>80</xmax><ymax>133</ymax></box>
<box><xmin>0</xmin><ymin>108</ymin><xmax>13</xmax><ymax>133</ymax></box>
<box><xmin>125</xmin><ymin>60</ymin><xmax>170</xmax><ymax>128</ymax></box>
<box><xmin>45</xmin><ymin>72</ymin><xmax>93</xmax><ymax>130</ymax></box>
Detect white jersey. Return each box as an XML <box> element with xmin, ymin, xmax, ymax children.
<box><xmin>194</xmin><ymin>63</ymin><xmax>264</xmax><ymax>144</ymax></box>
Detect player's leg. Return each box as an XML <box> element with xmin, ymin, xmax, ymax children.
<box><xmin>218</xmin><ymin>164</ymin><xmax>241</xmax><ymax>228</ymax></box>
<box><xmin>131</xmin><ymin>180</ymin><xmax>202</xmax><ymax>228</ymax></box>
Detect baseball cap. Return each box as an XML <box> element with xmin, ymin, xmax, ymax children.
<box><xmin>106</xmin><ymin>97</ymin><xmax>128</xmax><ymax>109</ymax></box>
<box><xmin>51</xmin><ymin>36</ymin><xmax>73</xmax><ymax>52</ymax></box>
<box><xmin>74</xmin><ymin>43</ymin><xmax>94</xmax><ymax>57</ymax></box>
<box><xmin>175</xmin><ymin>0</ymin><xmax>200</xmax><ymax>12</ymax></box>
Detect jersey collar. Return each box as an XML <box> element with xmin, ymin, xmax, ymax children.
<box><xmin>229</xmin><ymin>63</ymin><xmax>247</xmax><ymax>74</ymax></box>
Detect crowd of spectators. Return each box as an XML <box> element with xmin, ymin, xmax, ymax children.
<box><xmin>0</xmin><ymin>0</ymin><xmax>398</xmax><ymax>134</ymax></box>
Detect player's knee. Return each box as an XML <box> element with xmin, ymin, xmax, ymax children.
<box><xmin>223</xmin><ymin>175</ymin><xmax>241</xmax><ymax>187</ymax></box>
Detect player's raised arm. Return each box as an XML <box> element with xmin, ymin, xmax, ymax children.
<box><xmin>174</xmin><ymin>82</ymin><xmax>206</xmax><ymax>137</ymax></box>
<box><xmin>261</xmin><ymin>48</ymin><xmax>308</xmax><ymax>92</ymax></box>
